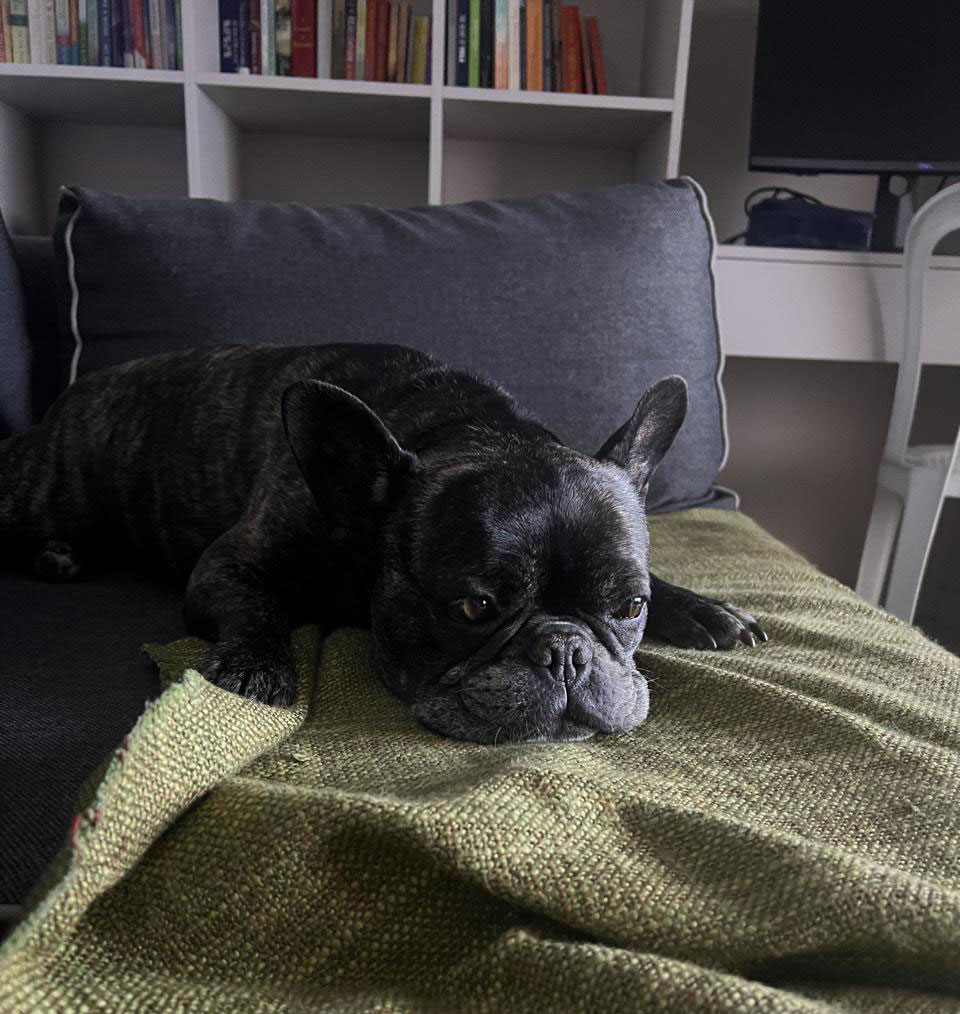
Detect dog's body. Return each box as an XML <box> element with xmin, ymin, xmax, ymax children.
<box><xmin>0</xmin><ymin>344</ymin><xmax>764</xmax><ymax>742</ymax></box>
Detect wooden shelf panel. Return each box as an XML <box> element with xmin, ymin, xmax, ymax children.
<box><xmin>0</xmin><ymin>65</ymin><xmax>184</xmax><ymax>127</ymax></box>
<box><xmin>196</xmin><ymin>74</ymin><xmax>431</xmax><ymax>139</ymax></box>
<box><xmin>442</xmin><ymin>88</ymin><xmax>672</xmax><ymax>146</ymax></box>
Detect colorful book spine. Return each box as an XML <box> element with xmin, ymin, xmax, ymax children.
<box><xmin>261</xmin><ymin>0</ymin><xmax>273</xmax><ymax>72</ymax></box>
<box><xmin>219</xmin><ymin>0</ymin><xmax>241</xmax><ymax>71</ymax></box>
<box><xmin>132</xmin><ymin>0</ymin><xmax>149</xmax><ymax>66</ymax></box>
<box><xmin>331</xmin><ymin>0</ymin><xmax>345</xmax><ymax>77</ymax></box>
<box><xmin>518</xmin><ymin>0</ymin><xmax>524</xmax><ymax>86</ymax></box>
<box><xmin>96</xmin><ymin>0</ymin><xmax>111</xmax><ymax>64</ymax></box>
<box><xmin>150</xmin><ymin>0</ymin><xmax>164</xmax><ymax>66</ymax></box>
<box><xmin>541</xmin><ymin>0</ymin><xmax>551</xmax><ymax>91</ymax></box>
<box><xmin>290</xmin><ymin>0</ymin><xmax>315</xmax><ymax>74</ymax></box>
<box><xmin>578</xmin><ymin>7</ymin><xmax>591</xmax><ymax>92</ymax></box>
<box><xmin>585</xmin><ymin>15</ymin><xmax>604</xmax><ymax>94</ymax></box>
<box><xmin>506</xmin><ymin>0</ymin><xmax>519</xmax><ymax>88</ymax></box>
<box><xmin>524</xmin><ymin>0</ymin><xmax>540</xmax><ymax>90</ymax></box>
<box><xmin>454</xmin><ymin>0</ymin><xmax>468</xmax><ymax>85</ymax></box>
<box><xmin>363</xmin><ymin>0</ymin><xmax>376</xmax><ymax>80</ymax></box>
<box><xmin>410</xmin><ymin>12</ymin><xmax>427</xmax><ymax>83</ymax></box>
<box><xmin>387</xmin><ymin>0</ymin><xmax>397</xmax><ymax>81</ymax></box>
<box><xmin>27</xmin><ymin>0</ymin><xmax>48</xmax><ymax>62</ymax></box>
<box><xmin>163</xmin><ymin>0</ymin><xmax>176</xmax><ymax>67</ymax></box>
<box><xmin>9</xmin><ymin>0</ymin><xmax>30</xmax><ymax>61</ymax></box>
<box><xmin>493</xmin><ymin>0</ymin><xmax>506</xmax><ymax>87</ymax></box>
<box><xmin>549</xmin><ymin>0</ymin><xmax>560</xmax><ymax>89</ymax></box>
<box><xmin>68</xmin><ymin>0</ymin><xmax>79</xmax><ymax>62</ymax></box>
<box><xmin>354</xmin><ymin>0</ymin><xmax>365</xmax><ymax>78</ymax></box>
<box><xmin>0</xmin><ymin>4</ymin><xmax>8</xmax><ymax>62</ymax></box>
<box><xmin>403</xmin><ymin>3</ymin><xmax>413</xmax><ymax>80</ymax></box>
<box><xmin>275</xmin><ymin>0</ymin><xmax>291</xmax><ymax>73</ymax></box>
<box><xmin>86</xmin><ymin>0</ymin><xmax>99</xmax><ymax>62</ymax></box>
<box><xmin>375</xmin><ymin>0</ymin><xmax>387</xmax><ymax>81</ymax></box>
<box><xmin>343</xmin><ymin>0</ymin><xmax>356</xmax><ymax>77</ymax></box>
<box><xmin>466</xmin><ymin>0</ymin><xmax>478</xmax><ymax>87</ymax></box>
<box><xmin>315</xmin><ymin>0</ymin><xmax>331</xmax><ymax>76</ymax></box>
<box><xmin>248</xmin><ymin>0</ymin><xmax>261</xmax><ymax>71</ymax></box>
<box><xmin>395</xmin><ymin>2</ymin><xmax>408</xmax><ymax>83</ymax></box>
<box><xmin>78</xmin><ymin>0</ymin><xmax>88</xmax><ymax>63</ymax></box>
<box><xmin>560</xmin><ymin>3</ymin><xmax>579</xmax><ymax>92</ymax></box>
<box><xmin>478</xmin><ymin>0</ymin><xmax>491</xmax><ymax>86</ymax></box>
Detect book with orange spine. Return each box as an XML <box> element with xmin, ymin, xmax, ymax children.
<box><xmin>524</xmin><ymin>0</ymin><xmax>541</xmax><ymax>90</ymax></box>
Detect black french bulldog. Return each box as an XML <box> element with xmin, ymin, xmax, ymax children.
<box><xmin>0</xmin><ymin>344</ymin><xmax>765</xmax><ymax>743</ymax></box>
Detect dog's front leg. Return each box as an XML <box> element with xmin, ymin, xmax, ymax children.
<box><xmin>647</xmin><ymin>574</ymin><xmax>767</xmax><ymax>651</ymax></box>
<box><xmin>184</xmin><ymin>528</ymin><xmax>297</xmax><ymax>707</ymax></box>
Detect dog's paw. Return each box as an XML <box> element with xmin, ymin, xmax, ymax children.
<box><xmin>34</xmin><ymin>540</ymin><xmax>83</xmax><ymax>582</ymax></box>
<box><xmin>648</xmin><ymin>583</ymin><xmax>768</xmax><ymax>651</ymax></box>
<box><xmin>202</xmin><ymin>636</ymin><xmax>297</xmax><ymax>707</ymax></box>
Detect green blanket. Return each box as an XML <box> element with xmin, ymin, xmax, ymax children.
<box><xmin>2</xmin><ymin>509</ymin><xmax>959</xmax><ymax>1013</ymax></box>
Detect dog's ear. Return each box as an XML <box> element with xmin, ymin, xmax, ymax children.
<box><xmin>282</xmin><ymin>380</ymin><xmax>418</xmax><ymax>537</ymax></box>
<box><xmin>595</xmin><ymin>376</ymin><xmax>687</xmax><ymax>492</ymax></box>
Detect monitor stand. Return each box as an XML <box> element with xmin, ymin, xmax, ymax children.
<box><xmin>871</xmin><ymin>174</ymin><xmax>919</xmax><ymax>253</ymax></box>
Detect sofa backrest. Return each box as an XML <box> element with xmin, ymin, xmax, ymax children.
<box><xmin>3</xmin><ymin>181</ymin><xmax>733</xmax><ymax>512</ymax></box>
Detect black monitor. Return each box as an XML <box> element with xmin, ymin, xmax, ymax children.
<box><xmin>749</xmin><ymin>2</ymin><xmax>960</xmax><ymax>248</ymax></box>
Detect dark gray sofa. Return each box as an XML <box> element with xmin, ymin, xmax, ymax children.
<box><xmin>0</xmin><ymin>179</ymin><xmax>733</xmax><ymax>913</ymax></box>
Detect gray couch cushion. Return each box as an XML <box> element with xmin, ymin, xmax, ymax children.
<box><xmin>0</xmin><ymin>569</ymin><xmax>182</xmax><ymax>907</ymax></box>
<box><xmin>0</xmin><ymin>212</ymin><xmax>32</xmax><ymax>436</ymax></box>
<box><xmin>53</xmin><ymin>182</ymin><xmax>731</xmax><ymax>512</ymax></box>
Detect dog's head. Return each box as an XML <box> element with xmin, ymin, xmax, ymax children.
<box><xmin>282</xmin><ymin>376</ymin><xmax>686</xmax><ymax>744</ymax></box>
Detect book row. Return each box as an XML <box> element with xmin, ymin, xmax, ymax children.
<box><xmin>442</xmin><ymin>1</ymin><xmax>607</xmax><ymax>93</ymax></box>
<box><xmin>219</xmin><ymin>0</ymin><xmax>433</xmax><ymax>84</ymax></box>
<box><xmin>0</xmin><ymin>0</ymin><xmax>182</xmax><ymax>68</ymax></box>
<box><xmin>217</xmin><ymin>0</ymin><xmax>606</xmax><ymax>92</ymax></box>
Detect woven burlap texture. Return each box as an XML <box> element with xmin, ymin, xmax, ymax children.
<box><xmin>1</xmin><ymin>509</ymin><xmax>958</xmax><ymax>1013</ymax></box>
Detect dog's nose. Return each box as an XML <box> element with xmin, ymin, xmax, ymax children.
<box><xmin>525</xmin><ymin>624</ymin><xmax>593</xmax><ymax>684</ymax></box>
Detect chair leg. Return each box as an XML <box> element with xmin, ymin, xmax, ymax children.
<box><xmin>883</xmin><ymin>469</ymin><xmax>948</xmax><ymax>623</ymax></box>
<box><xmin>855</xmin><ymin>486</ymin><xmax>902</xmax><ymax>605</ymax></box>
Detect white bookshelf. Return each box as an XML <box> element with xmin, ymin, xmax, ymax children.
<box><xmin>0</xmin><ymin>0</ymin><xmax>693</xmax><ymax>234</ymax></box>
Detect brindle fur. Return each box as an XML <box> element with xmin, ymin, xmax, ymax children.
<box><xmin>0</xmin><ymin>344</ymin><xmax>765</xmax><ymax>738</ymax></box>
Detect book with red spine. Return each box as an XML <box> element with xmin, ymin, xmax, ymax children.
<box><xmin>290</xmin><ymin>0</ymin><xmax>316</xmax><ymax>75</ymax></box>
<box><xmin>560</xmin><ymin>4</ymin><xmax>580</xmax><ymax>93</ymax></box>
<box><xmin>375</xmin><ymin>0</ymin><xmax>388</xmax><ymax>81</ymax></box>
<box><xmin>578</xmin><ymin>8</ymin><xmax>592</xmax><ymax>93</ymax></box>
<box><xmin>249</xmin><ymin>0</ymin><xmax>262</xmax><ymax>71</ymax></box>
<box><xmin>363</xmin><ymin>0</ymin><xmax>377</xmax><ymax>79</ymax></box>
<box><xmin>131</xmin><ymin>0</ymin><xmax>148</xmax><ymax>67</ymax></box>
<box><xmin>524</xmin><ymin>0</ymin><xmax>541</xmax><ymax>90</ymax></box>
<box><xmin>585</xmin><ymin>15</ymin><xmax>605</xmax><ymax>94</ymax></box>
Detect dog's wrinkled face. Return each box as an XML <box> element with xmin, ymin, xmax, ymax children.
<box><xmin>283</xmin><ymin>376</ymin><xmax>687</xmax><ymax>744</ymax></box>
<box><xmin>372</xmin><ymin>449</ymin><xmax>654</xmax><ymax>743</ymax></box>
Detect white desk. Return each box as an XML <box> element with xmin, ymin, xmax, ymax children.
<box><xmin>715</xmin><ymin>245</ymin><xmax>960</xmax><ymax>365</ymax></box>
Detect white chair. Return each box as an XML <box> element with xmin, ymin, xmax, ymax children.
<box><xmin>856</xmin><ymin>181</ymin><xmax>960</xmax><ymax>624</ymax></box>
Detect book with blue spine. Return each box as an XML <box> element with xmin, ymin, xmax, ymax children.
<box><xmin>96</xmin><ymin>0</ymin><xmax>111</xmax><ymax>64</ymax></box>
<box><xmin>162</xmin><ymin>0</ymin><xmax>176</xmax><ymax>68</ymax></box>
<box><xmin>219</xmin><ymin>0</ymin><xmax>242</xmax><ymax>71</ymax></box>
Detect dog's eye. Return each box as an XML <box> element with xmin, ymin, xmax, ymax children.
<box><xmin>447</xmin><ymin>595</ymin><xmax>493</xmax><ymax>623</ymax></box>
<box><xmin>613</xmin><ymin>596</ymin><xmax>647</xmax><ymax>621</ymax></box>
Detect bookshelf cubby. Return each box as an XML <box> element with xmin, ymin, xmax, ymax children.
<box><xmin>0</xmin><ymin>0</ymin><xmax>693</xmax><ymax>234</ymax></box>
